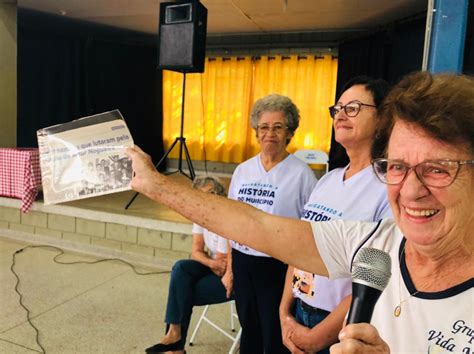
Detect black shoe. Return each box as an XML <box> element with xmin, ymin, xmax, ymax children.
<box><xmin>145</xmin><ymin>340</ymin><xmax>184</xmax><ymax>353</ymax></box>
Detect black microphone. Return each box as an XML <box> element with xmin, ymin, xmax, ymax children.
<box><xmin>347</xmin><ymin>247</ymin><xmax>392</xmax><ymax>324</ymax></box>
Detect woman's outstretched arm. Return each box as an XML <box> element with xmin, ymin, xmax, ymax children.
<box><xmin>126</xmin><ymin>146</ymin><xmax>328</xmax><ymax>276</ymax></box>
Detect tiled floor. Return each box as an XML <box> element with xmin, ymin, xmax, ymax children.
<box><xmin>0</xmin><ymin>237</ymin><xmax>239</xmax><ymax>354</ymax></box>
<box><xmin>0</xmin><ymin>172</ymin><xmax>239</xmax><ymax>354</ymax></box>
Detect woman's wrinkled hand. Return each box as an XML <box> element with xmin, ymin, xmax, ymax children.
<box><xmin>210</xmin><ymin>257</ymin><xmax>227</xmax><ymax>277</ymax></box>
<box><xmin>125</xmin><ymin>145</ymin><xmax>160</xmax><ymax>197</ymax></box>
<box><xmin>221</xmin><ymin>269</ymin><xmax>234</xmax><ymax>298</ymax></box>
<box><xmin>281</xmin><ymin>315</ymin><xmax>306</xmax><ymax>354</ymax></box>
<box><xmin>286</xmin><ymin>317</ymin><xmax>320</xmax><ymax>353</ymax></box>
<box><xmin>330</xmin><ymin>323</ymin><xmax>390</xmax><ymax>354</ymax></box>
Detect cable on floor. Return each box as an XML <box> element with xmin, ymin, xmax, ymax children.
<box><xmin>10</xmin><ymin>245</ymin><xmax>171</xmax><ymax>354</ymax></box>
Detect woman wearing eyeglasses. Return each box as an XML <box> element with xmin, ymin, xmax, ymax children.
<box><xmin>220</xmin><ymin>94</ymin><xmax>317</xmax><ymax>354</ymax></box>
<box><xmin>128</xmin><ymin>71</ymin><xmax>473</xmax><ymax>353</ymax></box>
<box><xmin>279</xmin><ymin>76</ymin><xmax>392</xmax><ymax>354</ymax></box>
<box><xmin>145</xmin><ymin>176</ymin><xmax>231</xmax><ymax>354</ymax></box>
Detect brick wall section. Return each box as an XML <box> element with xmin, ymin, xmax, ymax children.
<box><xmin>76</xmin><ymin>219</ymin><xmax>106</xmax><ymax>238</ymax></box>
<box><xmin>106</xmin><ymin>223</ymin><xmax>138</xmax><ymax>243</ymax></box>
<box><xmin>137</xmin><ymin>229</ymin><xmax>172</xmax><ymax>249</ymax></box>
<box><xmin>48</xmin><ymin>214</ymin><xmax>75</xmax><ymax>232</ymax></box>
<box><xmin>0</xmin><ymin>207</ymin><xmax>20</xmax><ymax>223</ymax></box>
<box><xmin>172</xmin><ymin>233</ymin><xmax>193</xmax><ymax>253</ymax></box>
<box><xmin>21</xmin><ymin>210</ymin><xmax>47</xmax><ymax>228</ymax></box>
<box><xmin>0</xmin><ymin>206</ymin><xmax>192</xmax><ymax>261</ymax></box>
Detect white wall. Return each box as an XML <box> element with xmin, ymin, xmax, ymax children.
<box><xmin>0</xmin><ymin>2</ymin><xmax>17</xmax><ymax>147</ymax></box>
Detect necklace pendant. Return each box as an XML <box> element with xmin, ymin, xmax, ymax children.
<box><xmin>394</xmin><ymin>305</ymin><xmax>402</xmax><ymax>317</ymax></box>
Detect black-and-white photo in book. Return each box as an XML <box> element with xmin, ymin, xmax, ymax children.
<box><xmin>37</xmin><ymin>109</ymin><xmax>134</xmax><ymax>204</ymax></box>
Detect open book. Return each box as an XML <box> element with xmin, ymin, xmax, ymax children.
<box><xmin>37</xmin><ymin>110</ymin><xmax>134</xmax><ymax>204</ymax></box>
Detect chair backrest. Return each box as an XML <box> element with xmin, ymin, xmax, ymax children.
<box><xmin>294</xmin><ymin>149</ymin><xmax>329</xmax><ymax>173</ymax></box>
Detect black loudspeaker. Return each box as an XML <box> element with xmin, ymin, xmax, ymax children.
<box><xmin>157</xmin><ymin>1</ymin><xmax>208</xmax><ymax>73</ymax></box>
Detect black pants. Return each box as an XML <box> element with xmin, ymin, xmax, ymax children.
<box><xmin>232</xmin><ymin>249</ymin><xmax>289</xmax><ymax>354</ymax></box>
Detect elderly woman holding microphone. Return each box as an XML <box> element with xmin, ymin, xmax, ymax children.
<box><xmin>129</xmin><ymin>72</ymin><xmax>473</xmax><ymax>353</ymax></box>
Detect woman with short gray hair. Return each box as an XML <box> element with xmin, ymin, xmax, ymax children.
<box><xmin>250</xmin><ymin>93</ymin><xmax>300</xmax><ymax>145</ymax></box>
<box><xmin>220</xmin><ymin>93</ymin><xmax>317</xmax><ymax>353</ymax></box>
<box><xmin>192</xmin><ymin>176</ymin><xmax>225</xmax><ymax>196</ymax></box>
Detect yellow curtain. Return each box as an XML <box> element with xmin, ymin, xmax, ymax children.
<box><xmin>162</xmin><ymin>54</ymin><xmax>338</xmax><ymax>163</ymax></box>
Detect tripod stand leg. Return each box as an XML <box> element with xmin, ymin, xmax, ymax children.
<box><xmin>124</xmin><ymin>138</ymin><xmax>180</xmax><ymax>210</ymax></box>
<box><xmin>182</xmin><ymin>139</ymin><xmax>196</xmax><ymax>180</ymax></box>
<box><xmin>124</xmin><ymin>188</ymin><xmax>140</xmax><ymax>210</ymax></box>
<box><xmin>126</xmin><ymin>72</ymin><xmax>197</xmax><ymax>209</ymax></box>
<box><xmin>156</xmin><ymin>138</ymin><xmax>179</xmax><ymax>169</ymax></box>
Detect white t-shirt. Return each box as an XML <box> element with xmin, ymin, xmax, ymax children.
<box><xmin>293</xmin><ymin>165</ymin><xmax>391</xmax><ymax>311</ymax></box>
<box><xmin>192</xmin><ymin>223</ymin><xmax>228</xmax><ymax>258</ymax></box>
<box><xmin>312</xmin><ymin>219</ymin><xmax>474</xmax><ymax>354</ymax></box>
<box><xmin>228</xmin><ymin>153</ymin><xmax>317</xmax><ymax>257</ymax></box>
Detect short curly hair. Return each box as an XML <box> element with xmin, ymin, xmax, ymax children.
<box><xmin>250</xmin><ymin>94</ymin><xmax>300</xmax><ymax>144</ymax></box>
<box><xmin>192</xmin><ymin>176</ymin><xmax>226</xmax><ymax>196</ymax></box>
<box><xmin>374</xmin><ymin>71</ymin><xmax>474</xmax><ymax>156</ymax></box>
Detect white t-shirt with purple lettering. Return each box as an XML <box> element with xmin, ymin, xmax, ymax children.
<box><xmin>228</xmin><ymin>153</ymin><xmax>317</xmax><ymax>257</ymax></box>
<box><xmin>293</xmin><ymin>165</ymin><xmax>391</xmax><ymax>312</ymax></box>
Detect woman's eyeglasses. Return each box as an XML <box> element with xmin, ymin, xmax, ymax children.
<box><xmin>328</xmin><ymin>102</ymin><xmax>376</xmax><ymax>119</ymax></box>
<box><xmin>256</xmin><ymin>123</ymin><xmax>288</xmax><ymax>134</ymax></box>
<box><xmin>372</xmin><ymin>158</ymin><xmax>474</xmax><ymax>187</ymax></box>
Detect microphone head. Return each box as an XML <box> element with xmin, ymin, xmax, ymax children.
<box><xmin>352</xmin><ymin>247</ymin><xmax>391</xmax><ymax>291</ymax></box>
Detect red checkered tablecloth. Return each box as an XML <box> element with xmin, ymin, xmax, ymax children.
<box><xmin>0</xmin><ymin>148</ymin><xmax>42</xmax><ymax>213</ymax></box>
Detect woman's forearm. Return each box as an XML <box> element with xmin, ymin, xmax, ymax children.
<box><xmin>280</xmin><ymin>266</ymin><xmax>296</xmax><ymax>319</ymax></box>
<box><xmin>191</xmin><ymin>248</ymin><xmax>212</xmax><ymax>267</ymax></box>
<box><xmin>127</xmin><ymin>146</ymin><xmax>328</xmax><ymax>276</ymax></box>
<box><xmin>226</xmin><ymin>241</ymin><xmax>232</xmax><ymax>271</ymax></box>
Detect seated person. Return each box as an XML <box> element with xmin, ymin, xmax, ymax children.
<box><xmin>146</xmin><ymin>176</ymin><xmax>231</xmax><ymax>354</ymax></box>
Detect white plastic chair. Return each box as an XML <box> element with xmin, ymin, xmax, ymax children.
<box><xmin>294</xmin><ymin>149</ymin><xmax>329</xmax><ymax>173</ymax></box>
<box><xmin>189</xmin><ymin>300</ymin><xmax>241</xmax><ymax>354</ymax></box>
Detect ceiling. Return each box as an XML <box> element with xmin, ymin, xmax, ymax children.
<box><xmin>18</xmin><ymin>0</ymin><xmax>428</xmax><ymax>38</ymax></box>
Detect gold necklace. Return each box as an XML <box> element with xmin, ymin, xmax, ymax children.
<box><xmin>394</xmin><ymin>241</ymin><xmax>420</xmax><ymax>318</ymax></box>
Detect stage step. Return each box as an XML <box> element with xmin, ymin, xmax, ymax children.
<box><xmin>0</xmin><ymin>195</ymin><xmax>193</xmax><ymax>270</ymax></box>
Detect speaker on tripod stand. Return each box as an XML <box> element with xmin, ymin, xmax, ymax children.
<box><xmin>125</xmin><ymin>0</ymin><xmax>207</xmax><ymax>209</ymax></box>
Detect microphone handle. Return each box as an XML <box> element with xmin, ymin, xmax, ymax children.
<box><xmin>347</xmin><ymin>282</ymin><xmax>382</xmax><ymax>324</ymax></box>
